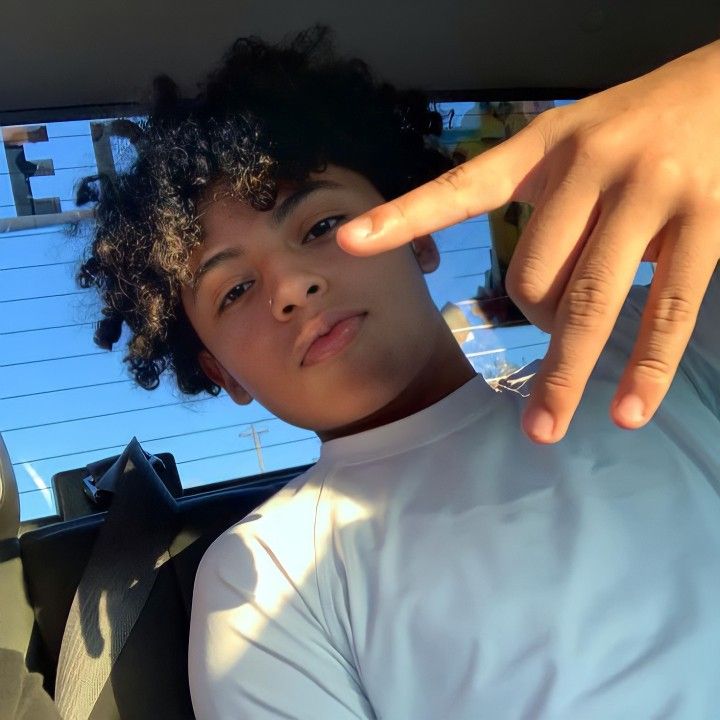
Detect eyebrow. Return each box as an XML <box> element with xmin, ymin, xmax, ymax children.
<box><xmin>271</xmin><ymin>179</ymin><xmax>342</xmax><ymax>226</ymax></box>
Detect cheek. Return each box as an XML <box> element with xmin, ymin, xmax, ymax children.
<box><xmin>216</xmin><ymin>313</ymin><xmax>272</xmax><ymax>378</ymax></box>
<box><xmin>355</xmin><ymin>251</ymin><xmax>429</xmax><ymax>305</ymax></box>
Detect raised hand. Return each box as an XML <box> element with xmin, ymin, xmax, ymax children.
<box><xmin>337</xmin><ymin>40</ymin><xmax>720</xmax><ymax>444</ymax></box>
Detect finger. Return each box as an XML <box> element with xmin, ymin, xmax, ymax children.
<box><xmin>610</xmin><ymin>213</ymin><xmax>719</xmax><ymax>430</ymax></box>
<box><xmin>521</xmin><ymin>185</ymin><xmax>670</xmax><ymax>444</ymax></box>
<box><xmin>336</xmin><ymin>124</ymin><xmax>547</xmax><ymax>256</ymax></box>
<box><xmin>506</xmin><ymin>165</ymin><xmax>600</xmax><ymax>333</ymax></box>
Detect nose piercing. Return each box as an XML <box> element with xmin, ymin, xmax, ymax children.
<box><xmin>268</xmin><ymin>297</ymin><xmax>273</xmax><ymax>308</ymax></box>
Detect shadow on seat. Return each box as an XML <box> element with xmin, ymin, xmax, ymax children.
<box><xmin>16</xmin><ymin>445</ymin><xmax>299</xmax><ymax>719</ymax></box>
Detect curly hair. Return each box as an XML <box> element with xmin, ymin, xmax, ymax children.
<box><xmin>77</xmin><ymin>26</ymin><xmax>453</xmax><ymax>395</ymax></box>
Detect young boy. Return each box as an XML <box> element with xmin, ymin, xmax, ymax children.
<box><xmin>78</xmin><ymin>28</ymin><xmax>720</xmax><ymax>719</ymax></box>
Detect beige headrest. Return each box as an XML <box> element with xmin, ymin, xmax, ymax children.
<box><xmin>0</xmin><ymin>434</ymin><xmax>20</xmax><ymax>540</ymax></box>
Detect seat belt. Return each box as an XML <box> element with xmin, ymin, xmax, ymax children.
<box><xmin>54</xmin><ymin>438</ymin><xmax>178</xmax><ymax>720</ymax></box>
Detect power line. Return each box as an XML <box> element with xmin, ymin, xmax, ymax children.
<box><xmin>0</xmin><ymin>349</ymin><xmax>120</xmax><ymax>368</ymax></box>
<box><xmin>1</xmin><ymin>396</ymin><xmax>212</xmax><ymax>434</ymax></box>
<box><xmin>0</xmin><ymin>290</ymin><xmax>85</xmax><ymax>304</ymax></box>
<box><xmin>455</xmin><ymin>216</ymin><xmax>487</xmax><ymax>225</ymax></box>
<box><xmin>177</xmin><ymin>435</ymin><xmax>316</xmax><ymax>466</ymax></box>
<box><xmin>0</xmin><ymin>321</ymin><xmax>96</xmax><ymax>337</ymax></box>
<box><xmin>15</xmin><ymin>433</ymin><xmax>315</xmax><ymax>496</ymax></box>
<box><xmin>438</xmin><ymin>244</ymin><xmax>490</xmax><ymax>254</ymax></box>
<box><xmin>454</xmin><ymin>271</ymin><xmax>487</xmax><ymax>279</ymax></box>
<box><xmin>0</xmin><ymin>228</ymin><xmax>66</xmax><ymax>241</ymax></box>
<box><xmin>0</xmin><ymin>198</ymin><xmax>79</xmax><ymax>209</ymax></box>
<box><xmin>0</xmin><ymin>260</ymin><xmax>75</xmax><ymax>272</ymax></box>
<box><xmin>0</xmin><ymin>378</ymin><xmax>131</xmax><ymax>401</ymax></box>
<box><xmin>3</xmin><ymin>131</ymin><xmax>93</xmax><ymax>141</ymax></box>
<box><xmin>44</xmin><ymin>132</ymin><xmax>93</xmax><ymax>140</ymax></box>
<box><xmin>15</xmin><ymin>442</ymin><xmax>127</xmax><ymax>468</ymax></box>
<box><xmin>18</xmin><ymin>486</ymin><xmax>57</xmax><ymax>498</ymax></box>
<box><xmin>0</xmin><ymin>163</ymin><xmax>96</xmax><ymax>177</ymax></box>
<box><xmin>12</xmin><ymin>415</ymin><xmax>278</xmax><ymax>465</ymax></box>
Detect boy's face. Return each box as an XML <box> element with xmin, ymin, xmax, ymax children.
<box><xmin>181</xmin><ymin>165</ymin><xmax>472</xmax><ymax>438</ymax></box>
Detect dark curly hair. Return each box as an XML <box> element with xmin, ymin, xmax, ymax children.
<box><xmin>77</xmin><ymin>26</ymin><xmax>453</xmax><ymax>395</ymax></box>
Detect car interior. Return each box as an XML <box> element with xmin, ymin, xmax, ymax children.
<box><xmin>2</xmin><ymin>1</ymin><xmax>720</xmax><ymax>718</ymax></box>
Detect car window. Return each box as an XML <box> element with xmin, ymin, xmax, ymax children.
<box><xmin>0</xmin><ymin>99</ymin><xmax>654</xmax><ymax>521</ymax></box>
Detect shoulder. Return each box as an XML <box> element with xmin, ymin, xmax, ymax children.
<box><xmin>188</xmin><ymin>466</ymin><xmax>353</xmax><ymax>719</ymax></box>
<box><xmin>194</xmin><ymin>467</ymin><xmax>325</xmax><ymax>597</ymax></box>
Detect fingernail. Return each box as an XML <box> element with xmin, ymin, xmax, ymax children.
<box><xmin>615</xmin><ymin>393</ymin><xmax>645</xmax><ymax>426</ymax></box>
<box><xmin>343</xmin><ymin>216</ymin><xmax>374</xmax><ymax>243</ymax></box>
<box><xmin>523</xmin><ymin>406</ymin><xmax>555</xmax><ymax>443</ymax></box>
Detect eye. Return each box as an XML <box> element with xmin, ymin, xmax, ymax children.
<box><xmin>219</xmin><ymin>280</ymin><xmax>254</xmax><ymax>312</ymax></box>
<box><xmin>303</xmin><ymin>215</ymin><xmax>345</xmax><ymax>244</ymax></box>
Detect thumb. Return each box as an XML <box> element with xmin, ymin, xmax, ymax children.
<box><xmin>336</xmin><ymin>123</ymin><xmax>547</xmax><ymax>256</ymax></box>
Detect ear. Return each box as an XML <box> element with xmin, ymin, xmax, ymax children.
<box><xmin>411</xmin><ymin>235</ymin><xmax>440</xmax><ymax>273</ymax></box>
<box><xmin>198</xmin><ymin>350</ymin><xmax>252</xmax><ymax>405</ymax></box>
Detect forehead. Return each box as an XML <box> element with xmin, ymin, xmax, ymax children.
<box><xmin>191</xmin><ymin>181</ymin><xmax>275</xmax><ymax>271</ymax></box>
<box><xmin>198</xmin><ymin>194</ymin><xmax>263</xmax><ymax>243</ymax></box>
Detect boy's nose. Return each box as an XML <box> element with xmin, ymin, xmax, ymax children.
<box><xmin>270</xmin><ymin>272</ymin><xmax>328</xmax><ymax>320</ymax></box>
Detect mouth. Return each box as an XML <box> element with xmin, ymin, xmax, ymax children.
<box><xmin>299</xmin><ymin>311</ymin><xmax>367</xmax><ymax>367</ymax></box>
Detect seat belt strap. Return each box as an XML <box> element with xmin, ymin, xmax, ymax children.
<box><xmin>54</xmin><ymin>438</ymin><xmax>177</xmax><ymax>720</ymax></box>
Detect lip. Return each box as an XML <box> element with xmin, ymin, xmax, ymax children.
<box><xmin>297</xmin><ymin>310</ymin><xmax>367</xmax><ymax>367</ymax></box>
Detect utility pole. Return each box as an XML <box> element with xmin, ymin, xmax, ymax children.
<box><xmin>240</xmin><ymin>424</ymin><xmax>268</xmax><ymax>472</ymax></box>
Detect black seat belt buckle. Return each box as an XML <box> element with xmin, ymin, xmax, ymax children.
<box><xmin>82</xmin><ymin>474</ymin><xmax>113</xmax><ymax>508</ymax></box>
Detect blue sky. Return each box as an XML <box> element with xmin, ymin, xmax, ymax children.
<box><xmin>1</xmin><ymin>100</ymin><xmax>650</xmax><ymax>521</ymax></box>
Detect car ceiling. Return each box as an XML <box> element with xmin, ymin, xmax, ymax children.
<box><xmin>2</xmin><ymin>0</ymin><xmax>719</xmax><ymax>119</ymax></box>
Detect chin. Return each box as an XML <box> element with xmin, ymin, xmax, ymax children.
<box><xmin>266</xmin><ymin>363</ymin><xmax>420</xmax><ymax>434</ymax></box>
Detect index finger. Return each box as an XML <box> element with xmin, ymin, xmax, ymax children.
<box><xmin>336</xmin><ymin>124</ymin><xmax>547</xmax><ymax>255</ymax></box>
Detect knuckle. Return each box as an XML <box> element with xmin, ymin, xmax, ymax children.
<box><xmin>431</xmin><ymin>165</ymin><xmax>482</xmax><ymax>222</ymax></box>
<box><xmin>651</xmin><ymin>292</ymin><xmax>695</xmax><ymax>331</ymax></box>
<box><xmin>630</xmin><ymin>293</ymin><xmax>695</xmax><ymax>386</ymax></box>
<box><xmin>541</xmin><ymin>366</ymin><xmax>578</xmax><ymax>394</ymax></box>
<box><xmin>564</xmin><ymin>275</ymin><xmax>612</xmax><ymax>327</ymax></box>
<box><xmin>434</xmin><ymin>165</ymin><xmax>468</xmax><ymax>193</ymax></box>
<box><xmin>631</xmin><ymin>152</ymin><xmax>690</xmax><ymax>202</ymax></box>
<box><xmin>570</xmin><ymin>114</ymin><xmax>641</xmax><ymax>168</ymax></box>
<box><xmin>650</xmin><ymin>155</ymin><xmax>685</xmax><ymax>190</ymax></box>
<box><xmin>686</xmin><ymin>179</ymin><xmax>720</xmax><ymax>214</ymax></box>
<box><xmin>632</xmin><ymin>355</ymin><xmax>674</xmax><ymax>386</ymax></box>
<box><xmin>529</xmin><ymin>105</ymin><xmax>559</xmax><ymax>128</ymax></box>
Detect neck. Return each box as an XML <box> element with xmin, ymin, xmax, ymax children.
<box><xmin>318</xmin><ymin>322</ymin><xmax>476</xmax><ymax>442</ymax></box>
